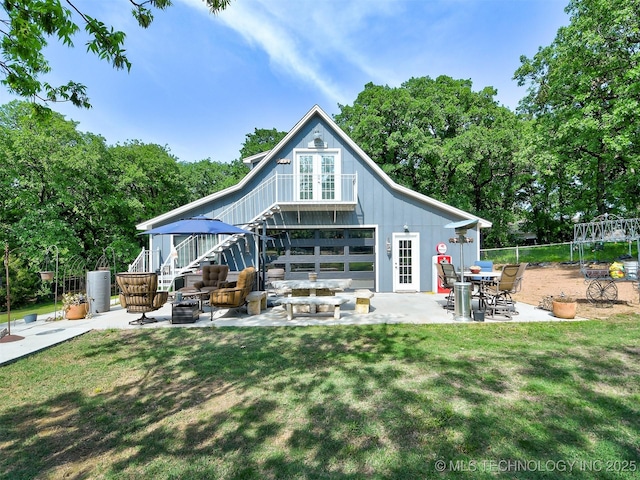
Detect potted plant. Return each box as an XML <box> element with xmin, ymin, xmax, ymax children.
<box><xmin>62</xmin><ymin>292</ymin><xmax>89</xmax><ymax>320</ymax></box>
<box><xmin>552</xmin><ymin>293</ymin><xmax>577</xmax><ymax>319</ymax></box>
<box><xmin>39</xmin><ymin>271</ymin><xmax>54</xmax><ymax>281</ymax></box>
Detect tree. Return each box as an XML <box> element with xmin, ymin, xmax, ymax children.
<box><xmin>335</xmin><ymin>76</ymin><xmax>528</xmax><ymax>247</ymax></box>
<box><xmin>179</xmin><ymin>158</ymin><xmax>248</xmax><ymax>201</ymax></box>
<box><xmin>0</xmin><ymin>0</ymin><xmax>232</xmax><ymax>107</ymax></box>
<box><xmin>514</xmin><ymin>0</ymin><xmax>640</xmax><ymax>227</ymax></box>
<box><xmin>0</xmin><ymin>101</ymin><xmax>193</xmax><ymax>306</ymax></box>
<box><xmin>239</xmin><ymin>127</ymin><xmax>287</xmax><ymax>159</ymax></box>
<box><xmin>179</xmin><ymin>127</ymin><xmax>285</xmax><ymax>201</ymax></box>
<box><xmin>0</xmin><ymin>101</ymin><xmax>118</xmax><ymax>307</ymax></box>
<box><xmin>109</xmin><ymin>140</ymin><xmax>187</xmax><ymax>224</ymax></box>
<box><xmin>0</xmin><ymin>101</ymin><xmax>94</xmax><ymax>260</ymax></box>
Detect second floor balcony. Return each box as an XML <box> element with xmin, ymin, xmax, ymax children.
<box><xmin>275</xmin><ymin>173</ymin><xmax>358</xmax><ymax>212</ymax></box>
<box><xmin>219</xmin><ymin>173</ymin><xmax>358</xmax><ymax>227</ymax></box>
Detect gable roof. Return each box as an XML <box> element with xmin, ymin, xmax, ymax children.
<box><xmin>137</xmin><ymin>105</ymin><xmax>491</xmax><ymax>230</ymax></box>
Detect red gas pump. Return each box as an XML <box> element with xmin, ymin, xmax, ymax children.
<box><xmin>432</xmin><ymin>243</ymin><xmax>452</xmax><ymax>293</ymax></box>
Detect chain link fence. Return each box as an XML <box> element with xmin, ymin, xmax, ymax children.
<box><xmin>480</xmin><ymin>242</ymin><xmax>576</xmax><ymax>265</ymax></box>
<box><xmin>480</xmin><ymin>241</ymin><xmax>639</xmax><ymax>265</ymax></box>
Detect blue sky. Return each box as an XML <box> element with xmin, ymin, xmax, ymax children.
<box><xmin>1</xmin><ymin>0</ymin><xmax>569</xmax><ymax>163</ymax></box>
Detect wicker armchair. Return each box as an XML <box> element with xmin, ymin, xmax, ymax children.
<box><xmin>116</xmin><ymin>272</ymin><xmax>169</xmax><ymax>325</ymax></box>
<box><xmin>209</xmin><ymin>267</ymin><xmax>256</xmax><ymax>318</ymax></box>
<box><xmin>193</xmin><ymin>265</ymin><xmax>229</xmax><ymax>294</ymax></box>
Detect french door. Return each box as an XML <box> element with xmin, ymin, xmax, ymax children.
<box><xmin>296</xmin><ymin>151</ymin><xmax>341</xmax><ymax>201</ymax></box>
<box><xmin>392</xmin><ymin>233</ymin><xmax>420</xmax><ymax>292</ymax></box>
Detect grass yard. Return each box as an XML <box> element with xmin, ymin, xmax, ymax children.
<box><xmin>1</xmin><ymin>317</ymin><xmax>639</xmax><ymax>479</ymax></box>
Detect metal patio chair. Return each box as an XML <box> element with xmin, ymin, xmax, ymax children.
<box><xmin>483</xmin><ymin>264</ymin><xmax>521</xmax><ymax>319</ymax></box>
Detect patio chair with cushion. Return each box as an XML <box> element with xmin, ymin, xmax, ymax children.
<box><xmin>437</xmin><ymin>262</ymin><xmax>459</xmax><ymax>310</ymax></box>
<box><xmin>116</xmin><ymin>272</ymin><xmax>169</xmax><ymax>325</ymax></box>
<box><xmin>483</xmin><ymin>264</ymin><xmax>521</xmax><ymax>319</ymax></box>
<box><xmin>208</xmin><ymin>266</ymin><xmax>256</xmax><ymax>319</ymax></box>
<box><xmin>193</xmin><ymin>264</ymin><xmax>229</xmax><ymax>294</ymax></box>
<box><xmin>514</xmin><ymin>262</ymin><xmax>529</xmax><ymax>293</ymax></box>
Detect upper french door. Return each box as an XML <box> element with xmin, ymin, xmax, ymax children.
<box><xmin>295</xmin><ymin>150</ymin><xmax>341</xmax><ymax>201</ymax></box>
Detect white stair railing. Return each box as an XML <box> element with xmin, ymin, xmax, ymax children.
<box><xmin>156</xmin><ymin>234</ymin><xmax>235</xmax><ymax>290</ymax></box>
<box><xmin>216</xmin><ymin>175</ymin><xmax>278</xmax><ymax>227</ymax></box>
<box><xmin>129</xmin><ymin>248</ymin><xmax>151</xmax><ymax>272</ymax></box>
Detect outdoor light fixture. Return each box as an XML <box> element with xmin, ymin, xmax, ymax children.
<box><xmin>403</xmin><ymin>224</ymin><xmax>409</xmax><ymax>232</ymax></box>
<box><xmin>313</xmin><ymin>129</ymin><xmax>322</xmax><ymax>140</ymax></box>
<box><xmin>386</xmin><ymin>238</ymin><xmax>391</xmax><ymax>254</ymax></box>
<box><xmin>449</xmin><ymin>237</ymin><xmax>459</xmax><ymax>244</ymax></box>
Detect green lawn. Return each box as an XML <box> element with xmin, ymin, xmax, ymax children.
<box><xmin>1</xmin><ymin>318</ymin><xmax>639</xmax><ymax>479</ymax></box>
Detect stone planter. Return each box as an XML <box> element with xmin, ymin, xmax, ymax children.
<box><xmin>552</xmin><ymin>299</ymin><xmax>577</xmax><ymax>319</ymax></box>
<box><xmin>65</xmin><ymin>303</ymin><xmax>88</xmax><ymax>320</ymax></box>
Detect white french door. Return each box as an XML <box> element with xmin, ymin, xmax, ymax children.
<box><xmin>392</xmin><ymin>233</ymin><xmax>420</xmax><ymax>292</ymax></box>
<box><xmin>296</xmin><ymin>151</ymin><xmax>341</xmax><ymax>201</ymax></box>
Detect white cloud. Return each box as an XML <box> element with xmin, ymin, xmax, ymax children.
<box><xmin>181</xmin><ymin>0</ymin><xmax>408</xmax><ymax>105</ymax></box>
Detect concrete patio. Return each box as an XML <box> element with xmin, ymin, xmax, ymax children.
<box><xmin>1</xmin><ymin>291</ymin><xmax>568</xmax><ymax>366</ymax></box>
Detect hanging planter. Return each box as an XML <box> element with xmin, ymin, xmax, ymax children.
<box><xmin>39</xmin><ymin>271</ymin><xmax>54</xmax><ymax>281</ymax></box>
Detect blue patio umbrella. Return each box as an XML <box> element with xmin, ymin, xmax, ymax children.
<box><xmin>140</xmin><ymin>216</ymin><xmax>272</xmax><ymax>288</ymax></box>
<box><xmin>139</xmin><ymin>216</ymin><xmax>252</xmax><ymax>236</ymax></box>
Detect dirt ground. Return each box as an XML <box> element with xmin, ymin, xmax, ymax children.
<box><xmin>511</xmin><ymin>263</ymin><xmax>640</xmax><ymax>319</ymax></box>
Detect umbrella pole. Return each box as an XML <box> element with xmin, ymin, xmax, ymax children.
<box><xmin>261</xmin><ymin>221</ymin><xmax>267</xmax><ymax>290</ymax></box>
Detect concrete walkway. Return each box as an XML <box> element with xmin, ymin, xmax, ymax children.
<box><xmin>1</xmin><ymin>291</ymin><xmax>565</xmax><ymax>366</ymax></box>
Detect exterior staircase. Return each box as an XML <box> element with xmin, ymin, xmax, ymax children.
<box><xmin>129</xmin><ymin>177</ymin><xmax>283</xmax><ymax>291</ymax></box>
<box><xmin>129</xmin><ymin>172</ymin><xmax>357</xmax><ymax>290</ymax></box>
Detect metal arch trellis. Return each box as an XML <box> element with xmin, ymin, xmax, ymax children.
<box><xmin>94</xmin><ymin>246</ymin><xmax>119</xmax><ymax>297</ymax></box>
<box><xmin>573</xmin><ymin>214</ymin><xmax>640</xmax><ymax>245</ymax></box>
<box><xmin>573</xmin><ymin>214</ymin><xmax>640</xmax><ymax>306</ymax></box>
<box><xmin>62</xmin><ymin>256</ymin><xmax>87</xmax><ymax>296</ymax></box>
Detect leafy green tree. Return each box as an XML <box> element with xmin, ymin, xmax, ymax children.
<box><xmin>109</xmin><ymin>140</ymin><xmax>187</xmax><ymax>224</ymax></box>
<box><xmin>0</xmin><ymin>101</ymin><xmax>92</xmax><ymax>260</ymax></box>
<box><xmin>239</xmin><ymin>127</ymin><xmax>288</xmax><ymax>159</ymax></box>
<box><xmin>177</xmin><ymin>127</ymin><xmax>284</xmax><ymax>202</ymax></box>
<box><xmin>514</xmin><ymin>0</ymin><xmax>640</xmax><ymax>230</ymax></box>
<box><xmin>0</xmin><ymin>101</ymin><xmax>113</xmax><ymax>306</ymax></box>
<box><xmin>0</xmin><ymin>0</ymin><xmax>232</xmax><ymax>107</ymax></box>
<box><xmin>335</xmin><ymin>76</ymin><xmax>528</xmax><ymax>247</ymax></box>
<box><xmin>0</xmin><ymin>101</ymin><xmax>192</xmax><ymax>305</ymax></box>
<box><xmin>179</xmin><ymin>159</ymin><xmax>248</xmax><ymax>201</ymax></box>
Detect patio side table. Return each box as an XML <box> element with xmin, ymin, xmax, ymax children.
<box><xmin>171</xmin><ymin>300</ymin><xmax>199</xmax><ymax>324</ymax></box>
